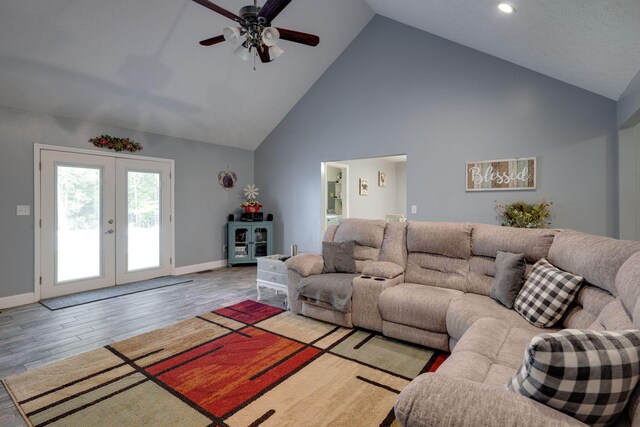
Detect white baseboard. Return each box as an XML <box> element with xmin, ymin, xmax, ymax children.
<box><xmin>174</xmin><ymin>260</ymin><xmax>227</xmax><ymax>276</ymax></box>
<box><xmin>0</xmin><ymin>292</ymin><xmax>36</xmax><ymax>310</ymax></box>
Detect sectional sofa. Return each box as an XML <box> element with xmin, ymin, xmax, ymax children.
<box><xmin>284</xmin><ymin>218</ymin><xmax>640</xmax><ymax>426</ymax></box>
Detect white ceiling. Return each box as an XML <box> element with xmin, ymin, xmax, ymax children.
<box><xmin>0</xmin><ymin>0</ymin><xmax>374</xmax><ymax>150</ymax></box>
<box><xmin>1</xmin><ymin>1</ymin><xmax>639</xmax><ymax>151</ymax></box>
<box><xmin>366</xmin><ymin>0</ymin><xmax>640</xmax><ymax>101</ymax></box>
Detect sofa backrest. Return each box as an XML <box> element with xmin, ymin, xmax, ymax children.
<box><xmin>617</xmin><ymin>251</ymin><xmax>640</xmax><ymax>330</ymax></box>
<box><xmin>379</xmin><ymin>221</ymin><xmax>408</xmax><ymax>268</ymax></box>
<box><xmin>547</xmin><ymin>230</ymin><xmax>640</xmax><ymax>331</ymax></box>
<box><xmin>405</xmin><ymin>221</ymin><xmax>472</xmax><ymax>292</ymax></box>
<box><xmin>469</xmin><ymin>224</ymin><xmax>557</xmax><ymax>296</ymax></box>
<box><xmin>326</xmin><ymin>218</ymin><xmax>387</xmax><ymax>273</ymax></box>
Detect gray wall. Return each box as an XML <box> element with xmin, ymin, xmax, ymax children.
<box><xmin>0</xmin><ymin>105</ymin><xmax>253</xmax><ymax>299</ymax></box>
<box><xmin>619</xmin><ymin>123</ymin><xmax>640</xmax><ymax>240</ymax></box>
<box><xmin>255</xmin><ymin>16</ymin><xmax>619</xmax><ymax>254</ymax></box>
<box><xmin>618</xmin><ymin>69</ymin><xmax>640</xmax><ymax>129</ymax></box>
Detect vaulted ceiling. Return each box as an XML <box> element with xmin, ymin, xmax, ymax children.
<box><xmin>1</xmin><ymin>1</ymin><xmax>639</xmax><ymax>150</ymax></box>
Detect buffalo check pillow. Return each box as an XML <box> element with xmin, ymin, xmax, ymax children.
<box><xmin>507</xmin><ymin>329</ymin><xmax>640</xmax><ymax>426</ymax></box>
<box><xmin>514</xmin><ymin>258</ymin><xmax>583</xmax><ymax>327</ymax></box>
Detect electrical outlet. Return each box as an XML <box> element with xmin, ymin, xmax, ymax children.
<box><xmin>16</xmin><ymin>205</ymin><xmax>30</xmax><ymax>216</ymax></box>
<box><xmin>411</xmin><ymin>205</ymin><xmax>417</xmax><ymax>214</ymax></box>
<box><xmin>223</xmin><ymin>244</ymin><xmax>228</xmax><ymax>252</ymax></box>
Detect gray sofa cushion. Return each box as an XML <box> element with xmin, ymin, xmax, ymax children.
<box><xmin>322</xmin><ymin>241</ymin><xmax>356</xmax><ymax>274</ymax></box>
<box><xmin>441</xmin><ymin>318</ymin><xmax>544</xmax><ymax>381</ymax></box>
<box><xmin>379</xmin><ymin>283</ymin><xmax>462</xmax><ymax>333</ymax></box>
<box><xmin>446</xmin><ymin>293</ymin><xmax>540</xmax><ymax>341</ymax></box>
<box><xmin>471</xmin><ymin>223</ymin><xmax>557</xmax><ymax>264</ymax></box>
<box><xmin>615</xmin><ymin>251</ymin><xmax>640</xmax><ymax>320</ymax></box>
<box><xmin>548</xmin><ymin>230</ymin><xmax>640</xmax><ymax>295</ymax></box>
<box><xmin>297</xmin><ymin>273</ymin><xmax>357</xmax><ymax>313</ymax></box>
<box><xmin>490</xmin><ymin>251</ymin><xmax>526</xmax><ymax>309</ymax></box>
<box><xmin>395</xmin><ymin>373</ymin><xmax>587</xmax><ymax>427</ymax></box>
<box><xmin>407</xmin><ymin>221</ymin><xmax>472</xmax><ymax>259</ymax></box>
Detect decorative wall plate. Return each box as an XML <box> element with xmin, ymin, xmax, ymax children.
<box><xmin>218</xmin><ymin>167</ymin><xmax>237</xmax><ymax>191</ymax></box>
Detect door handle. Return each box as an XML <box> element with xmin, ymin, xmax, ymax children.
<box><xmin>106</xmin><ymin>229</ymin><xmax>114</xmax><ymax>234</ymax></box>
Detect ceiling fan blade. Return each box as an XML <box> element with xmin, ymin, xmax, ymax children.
<box><xmin>191</xmin><ymin>0</ymin><xmax>240</xmax><ymax>21</ymax></box>
<box><xmin>199</xmin><ymin>35</ymin><xmax>225</xmax><ymax>46</ymax></box>
<box><xmin>258</xmin><ymin>47</ymin><xmax>272</xmax><ymax>63</ymax></box>
<box><xmin>276</xmin><ymin>28</ymin><xmax>320</xmax><ymax>46</ymax></box>
<box><xmin>258</xmin><ymin>0</ymin><xmax>291</xmax><ymax>22</ymax></box>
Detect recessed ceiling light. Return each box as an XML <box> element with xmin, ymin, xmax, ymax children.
<box><xmin>498</xmin><ymin>2</ymin><xmax>516</xmax><ymax>14</ymax></box>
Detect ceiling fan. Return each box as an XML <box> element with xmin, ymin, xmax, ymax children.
<box><xmin>192</xmin><ymin>0</ymin><xmax>320</xmax><ymax>64</ymax></box>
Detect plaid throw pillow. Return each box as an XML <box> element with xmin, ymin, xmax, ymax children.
<box><xmin>507</xmin><ymin>329</ymin><xmax>640</xmax><ymax>426</ymax></box>
<box><xmin>514</xmin><ymin>258</ymin><xmax>583</xmax><ymax>327</ymax></box>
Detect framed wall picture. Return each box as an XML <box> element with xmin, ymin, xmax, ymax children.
<box><xmin>466</xmin><ymin>157</ymin><xmax>536</xmax><ymax>191</ymax></box>
<box><xmin>359</xmin><ymin>178</ymin><xmax>369</xmax><ymax>196</ymax></box>
<box><xmin>378</xmin><ymin>171</ymin><xmax>386</xmax><ymax>187</ymax></box>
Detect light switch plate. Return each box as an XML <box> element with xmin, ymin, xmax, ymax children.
<box><xmin>17</xmin><ymin>205</ymin><xmax>31</xmax><ymax>216</ymax></box>
<box><xmin>411</xmin><ymin>205</ymin><xmax>417</xmax><ymax>214</ymax></box>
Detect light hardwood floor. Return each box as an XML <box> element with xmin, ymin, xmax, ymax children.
<box><xmin>0</xmin><ymin>266</ymin><xmax>286</xmax><ymax>426</ymax></box>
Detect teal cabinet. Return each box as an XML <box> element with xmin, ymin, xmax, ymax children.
<box><xmin>227</xmin><ymin>222</ymin><xmax>273</xmax><ymax>265</ymax></box>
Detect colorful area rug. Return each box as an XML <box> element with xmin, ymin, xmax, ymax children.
<box><xmin>3</xmin><ymin>300</ymin><xmax>447</xmax><ymax>426</ymax></box>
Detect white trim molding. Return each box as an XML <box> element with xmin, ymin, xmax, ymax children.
<box><xmin>174</xmin><ymin>260</ymin><xmax>227</xmax><ymax>276</ymax></box>
<box><xmin>0</xmin><ymin>292</ymin><xmax>36</xmax><ymax>310</ymax></box>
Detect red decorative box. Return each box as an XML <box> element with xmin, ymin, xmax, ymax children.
<box><xmin>244</xmin><ymin>206</ymin><xmax>260</xmax><ymax>213</ymax></box>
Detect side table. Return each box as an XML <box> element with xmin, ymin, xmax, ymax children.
<box><xmin>256</xmin><ymin>254</ymin><xmax>290</xmax><ymax>308</ymax></box>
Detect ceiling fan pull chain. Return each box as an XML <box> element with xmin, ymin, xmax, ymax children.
<box><xmin>253</xmin><ymin>53</ymin><xmax>257</xmax><ymax>71</ymax></box>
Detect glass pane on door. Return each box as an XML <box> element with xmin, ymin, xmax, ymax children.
<box><xmin>56</xmin><ymin>165</ymin><xmax>102</xmax><ymax>283</ymax></box>
<box><xmin>254</xmin><ymin>227</ymin><xmax>268</xmax><ymax>257</ymax></box>
<box><xmin>127</xmin><ymin>171</ymin><xmax>161</xmax><ymax>271</ymax></box>
<box><xmin>234</xmin><ymin>227</ymin><xmax>249</xmax><ymax>260</ymax></box>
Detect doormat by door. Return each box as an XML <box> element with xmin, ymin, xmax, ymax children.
<box><xmin>3</xmin><ymin>300</ymin><xmax>447</xmax><ymax>426</ymax></box>
<box><xmin>40</xmin><ymin>276</ymin><xmax>193</xmax><ymax>310</ymax></box>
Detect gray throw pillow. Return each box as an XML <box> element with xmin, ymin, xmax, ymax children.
<box><xmin>322</xmin><ymin>241</ymin><xmax>357</xmax><ymax>273</ymax></box>
<box><xmin>490</xmin><ymin>251</ymin><xmax>526</xmax><ymax>309</ymax></box>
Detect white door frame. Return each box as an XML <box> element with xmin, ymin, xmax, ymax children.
<box><xmin>34</xmin><ymin>144</ymin><xmax>175</xmax><ymax>302</ymax></box>
<box><xmin>320</xmin><ymin>162</ymin><xmax>349</xmax><ymax>237</ymax></box>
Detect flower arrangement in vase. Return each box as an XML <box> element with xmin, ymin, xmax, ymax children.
<box><xmin>496</xmin><ymin>199</ymin><xmax>552</xmax><ymax>228</ymax></box>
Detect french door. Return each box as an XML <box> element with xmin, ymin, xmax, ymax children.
<box><xmin>40</xmin><ymin>149</ymin><xmax>172</xmax><ymax>298</ymax></box>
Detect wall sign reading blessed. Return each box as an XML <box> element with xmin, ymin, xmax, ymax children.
<box><xmin>466</xmin><ymin>157</ymin><xmax>536</xmax><ymax>191</ymax></box>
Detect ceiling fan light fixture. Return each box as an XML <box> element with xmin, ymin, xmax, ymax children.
<box><xmin>223</xmin><ymin>26</ymin><xmax>241</xmax><ymax>43</ymax></box>
<box><xmin>234</xmin><ymin>43</ymin><xmax>252</xmax><ymax>61</ymax></box>
<box><xmin>269</xmin><ymin>44</ymin><xmax>284</xmax><ymax>59</ymax></box>
<box><xmin>192</xmin><ymin>0</ymin><xmax>320</xmax><ymax>65</ymax></box>
<box><xmin>261</xmin><ymin>27</ymin><xmax>280</xmax><ymax>47</ymax></box>
<box><xmin>498</xmin><ymin>2</ymin><xmax>515</xmax><ymax>14</ymax></box>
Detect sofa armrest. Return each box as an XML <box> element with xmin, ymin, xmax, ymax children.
<box><xmin>285</xmin><ymin>253</ymin><xmax>324</xmax><ymax>277</ymax></box>
<box><xmin>395</xmin><ymin>373</ymin><xmax>586</xmax><ymax>427</ymax></box>
<box><xmin>352</xmin><ymin>274</ymin><xmax>404</xmax><ymax>331</ymax></box>
<box><xmin>361</xmin><ymin>261</ymin><xmax>404</xmax><ymax>279</ymax></box>
<box><xmin>285</xmin><ymin>254</ymin><xmax>324</xmax><ymax>315</ymax></box>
